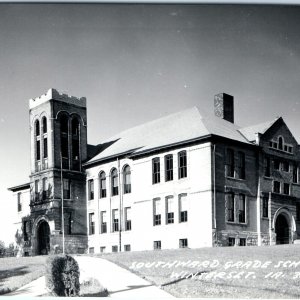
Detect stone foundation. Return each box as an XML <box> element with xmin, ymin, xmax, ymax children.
<box><xmin>50</xmin><ymin>234</ymin><xmax>88</xmax><ymax>254</ymax></box>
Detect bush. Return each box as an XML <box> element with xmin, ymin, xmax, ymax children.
<box><xmin>45</xmin><ymin>255</ymin><xmax>80</xmax><ymax>296</ymax></box>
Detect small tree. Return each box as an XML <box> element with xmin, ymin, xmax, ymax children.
<box><xmin>0</xmin><ymin>240</ymin><xmax>6</xmax><ymax>257</ymax></box>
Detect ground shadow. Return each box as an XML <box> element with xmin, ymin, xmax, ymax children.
<box><xmin>0</xmin><ymin>266</ymin><xmax>29</xmax><ymax>284</ymax></box>
<box><xmin>109</xmin><ymin>284</ymin><xmax>154</xmax><ymax>295</ymax></box>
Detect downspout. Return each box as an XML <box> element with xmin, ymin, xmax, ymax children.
<box><xmin>213</xmin><ymin>144</ymin><xmax>217</xmax><ymax>244</ymax></box>
<box><xmin>117</xmin><ymin>158</ymin><xmax>122</xmax><ymax>252</ymax></box>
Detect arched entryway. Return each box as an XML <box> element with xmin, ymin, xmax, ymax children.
<box><xmin>37</xmin><ymin>221</ymin><xmax>50</xmax><ymax>255</ymax></box>
<box><xmin>275</xmin><ymin>214</ymin><xmax>290</xmax><ymax>244</ymax></box>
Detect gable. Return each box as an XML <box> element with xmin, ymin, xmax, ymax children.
<box><xmin>260</xmin><ymin>118</ymin><xmax>299</xmax><ymax>156</ymax></box>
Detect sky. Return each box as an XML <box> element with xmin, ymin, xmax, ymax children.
<box><xmin>0</xmin><ymin>3</ymin><xmax>300</xmax><ymax>244</ymax></box>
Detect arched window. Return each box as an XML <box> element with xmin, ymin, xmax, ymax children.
<box><xmin>60</xmin><ymin>115</ymin><xmax>69</xmax><ymax>159</ymax></box>
<box><xmin>111</xmin><ymin>168</ymin><xmax>118</xmax><ymax>196</ymax></box>
<box><xmin>99</xmin><ymin>171</ymin><xmax>106</xmax><ymax>198</ymax></box>
<box><xmin>123</xmin><ymin>165</ymin><xmax>131</xmax><ymax>194</ymax></box>
<box><xmin>42</xmin><ymin>117</ymin><xmax>47</xmax><ymax>134</ymax></box>
<box><xmin>278</xmin><ymin>136</ymin><xmax>283</xmax><ymax>150</ymax></box>
<box><xmin>35</xmin><ymin>120</ymin><xmax>40</xmax><ymax>136</ymax></box>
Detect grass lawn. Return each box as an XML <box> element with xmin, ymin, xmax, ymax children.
<box><xmin>100</xmin><ymin>244</ymin><xmax>300</xmax><ymax>298</ymax></box>
<box><xmin>0</xmin><ymin>256</ymin><xmax>47</xmax><ymax>295</ymax></box>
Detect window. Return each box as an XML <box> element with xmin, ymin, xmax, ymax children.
<box><xmin>288</xmin><ymin>146</ymin><xmax>293</xmax><ymax>153</ymax></box>
<box><xmin>165</xmin><ymin>154</ymin><xmax>173</xmax><ymax>181</ymax></box>
<box><xmin>296</xmin><ymin>203</ymin><xmax>300</xmax><ymax>221</ymax></box>
<box><xmin>274</xmin><ymin>159</ymin><xmax>280</xmax><ymax>170</ymax></box>
<box><xmin>43</xmin><ymin>138</ymin><xmax>48</xmax><ymax>159</ymax></box>
<box><xmin>179</xmin><ymin>238</ymin><xmax>188</xmax><ymax>248</ymax></box>
<box><xmin>262</xmin><ymin>197</ymin><xmax>269</xmax><ymax>218</ymax></box>
<box><xmin>152</xmin><ymin>158</ymin><xmax>160</xmax><ymax>184</ymax></box>
<box><xmin>124</xmin><ymin>244</ymin><xmax>131</xmax><ymax>252</ymax></box>
<box><xmin>42</xmin><ymin>177</ymin><xmax>48</xmax><ymax>200</ymax></box>
<box><xmin>42</xmin><ymin>117</ymin><xmax>47</xmax><ymax>134</ymax></box>
<box><xmin>99</xmin><ymin>172</ymin><xmax>106</xmax><ymax>198</ymax></box>
<box><xmin>72</xmin><ymin>118</ymin><xmax>79</xmax><ymax>136</ymax></box>
<box><xmin>64</xmin><ymin>212</ymin><xmax>72</xmax><ymax>235</ymax></box>
<box><xmin>112</xmin><ymin>245</ymin><xmax>118</xmax><ymax>253</ymax></box>
<box><xmin>154</xmin><ymin>241</ymin><xmax>161</xmax><ymax>250</ymax></box>
<box><xmin>178</xmin><ymin>151</ymin><xmax>187</xmax><ymax>179</ymax></box>
<box><xmin>179</xmin><ymin>194</ymin><xmax>188</xmax><ymax>223</ymax></box>
<box><xmin>264</xmin><ymin>157</ymin><xmax>271</xmax><ymax>177</ymax></box>
<box><xmin>34</xmin><ymin>180</ymin><xmax>39</xmax><ymax>201</ymax></box>
<box><xmin>111</xmin><ymin>168</ymin><xmax>118</xmax><ymax>196</ymax></box>
<box><xmin>278</xmin><ymin>137</ymin><xmax>283</xmax><ymax>150</ymax></box>
<box><xmin>273</xmin><ymin>181</ymin><xmax>281</xmax><ymax>193</ymax></box>
<box><xmin>166</xmin><ymin>196</ymin><xmax>174</xmax><ymax>224</ymax></box>
<box><xmin>228</xmin><ymin>237</ymin><xmax>235</xmax><ymax>246</ymax></box>
<box><xmin>60</xmin><ymin>115</ymin><xmax>69</xmax><ymax>159</ymax></box>
<box><xmin>100</xmin><ymin>211</ymin><xmax>107</xmax><ymax>233</ymax></box>
<box><xmin>112</xmin><ymin>209</ymin><xmax>119</xmax><ymax>232</ymax></box>
<box><xmin>17</xmin><ymin>193</ymin><xmax>22</xmax><ymax>212</ymax></box>
<box><xmin>283</xmin><ymin>183</ymin><xmax>290</xmax><ymax>195</ymax></box>
<box><xmin>63</xmin><ymin>178</ymin><xmax>70</xmax><ymax>199</ymax></box>
<box><xmin>36</xmin><ymin>140</ymin><xmax>41</xmax><ymax>161</ymax></box>
<box><xmin>225</xmin><ymin>149</ymin><xmax>234</xmax><ymax>177</ymax></box>
<box><xmin>100</xmin><ymin>247</ymin><xmax>106</xmax><ymax>253</ymax></box>
<box><xmin>88</xmin><ymin>179</ymin><xmax>94</xmax><ymax>200</ymax></box>
<box><xmin>35</xmin><ymin>120</ymin><xmax>40</xmax><ymax>136</ymax></box>
<box><xmin>293</xmin><ymin>164</ymin><xmax>298</xmax><ymax>184</ymax></box>
<box><xmin>239</xmin><ymin>238</ymin><xmax>246</xmax><ymax>246</ymax></box>
<box><xmin>282</xmin><ymin>161</ymin><xmax>289</xmax><ymax>172</ymax></box>
<box><xmin>123</xmin><ymin>165</ymin><xmax>131</xmax><ymax>194</ymax></box>
<box><xmin>125</xmin><ymin>207</ymin><xmax>131</xmax><ymax>231</ymax></box>
<box><xmin>237</xmin><ymin>152</ymin><xmax>245</xmax><ymax>179</ymax></box>
<box><xmin>226</xmin><ymin>193</ymin><xmax>235</xmax><ymax>222</ymax></box>
<box><xmin>61</xmin><ymin>136</ymin><xmax>69</xmax><ymax>159</ymax></box>
<box><xmin>60</xmin><ymin>115</ymin><xmax>68</xmax><ymax>134</ymax></box>
<box><xmin>23</xmin><ymin>221</ymin><xmax>29</xmax><ymax>242</ymax></box>
<box><xmin>89</xmin><ymin>213</ymin><xmax>95</xmax><ymax>235</ymax></box>
<box><xmin>89</xmin><ymin>247</ymin><xmax>94</xmax><ymax>254</ymax></box>
<box><xmin>238</xmin><ymin>194</ymin><xmax>246</xmax><ymax>223</ymax></box>
<box><xmin>153</xmin><ymin>198</ymin><xmax>161</xmax><ymax>226</ymax></box>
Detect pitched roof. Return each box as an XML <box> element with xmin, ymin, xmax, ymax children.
<box><xmin>85</xmin><ymin>107</ymin><xmax>252</xmax><ymax>166</ymax></box>
<box><xmin>238</xmin><ymin>117</ymin><xmax>280</xmax><ymax>142</ymax></box>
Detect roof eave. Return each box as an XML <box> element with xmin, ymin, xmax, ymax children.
<box><xmin>8</xmin><ymin>183</ymin><xmax>30</xmax><ymax>192</ymax></box>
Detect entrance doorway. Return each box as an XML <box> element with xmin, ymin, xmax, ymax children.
<box><xmin>275</xmin><ymin>214</ymin><xmax>290</xmax><ymax>244</ymax></box>
<box><xmin>37</xmin><ymin>221</ymin><xmax>50</xmax><ymax>255</ymax></box>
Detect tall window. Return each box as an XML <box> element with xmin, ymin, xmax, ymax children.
<box><xmin>36</xmin><ymin>140</ymin><xmax>41</xmax><ymax>161</ymax></box>
<box><xmin>227</xmin><ymin>192</ymin><xmax>234</xmax><ymax>222</ymax></box>
<box><xmin>89</xmin><ymin>213</ymin><xmax>95</xmax><ymax>235</ymax></box>
<box><xmin>278</xmin><ymin>136</ymin><xmax>283</xmax><ymax>150</ymax></box>
<box><xmin>63</xmin><ymin>178</ymin><xmax>70</xmax><ymax>199</ymax></box>
<box><xmin>264</xmin><ymin>157</ymin><xmax>271</xmax><ymax>177</ymax></box>
<box><xmin>60</xmin><ymin>115</ymin><xmax>69</xmax><ymax>159</ymax></box>
<box><xmin>42</xmin><ymin>117</ymin><xmax>47</xmax><ymax>134</ymax></box>
<box><xmin>23</xmin><ymin>220</ymin><xmax>29</xmax><ymax>241</ymax></box>
<box><xmin>225</xmin><ymin>149</ymin><xmax>234</xmax><ymax>177</ymax></box>
<box><xmin>166</xmin><ymin>196</ymin><xmax>174</xmax><ymax>224</ymax></box>
<box><xmin>72</xmin><ymin>118</ymin><xmax>79</xmax><ymax>136</ymax></box>
<box><xmin>238</xmin><ymin>194</ymin><xmax>246</xmax><ymax>223</ymax></box>
<box><xmin>35</xmin><ymin>120</ymin><xmax>40</xmax><ymax>137</ymax></box>
<box><xmin>297</xmin><ymin>203</ymin><xmax>300</xmax><ymax>221</ymax></box>
<box><xmin>111</xmin><ymin>168</ymin><xmax>118</xmax><ymax>196</ymax></box>
<box><xmin>123</xmin><ymin>165</ymin><xmax>131</xmax><ymax>194</ymax></box>
<box><xmin>273</xmin><ymin>181</ymin><xmax>280</xmax><ymax>193</ymax></box>
<box><xmin>43</xmin><ymin>138</ymin><xmax>48</xmax><ymax>159</ymax></box>
<box><xmin>179</xmin><ymin>194</ymin><xmax>188</xmax><ymax>222</ymax></box>
<box><xmin>153</xmin><ymin>198</ymin><xmax>161</xmax><ymax>226</ymax></box>
<box><xmin>152</xmin><ymin>158</ymin><xmax>160</xmax><ymax>184</ymax></box>
<box><xmin>35</xmin><ymin>180</ymin><xmax>39</xmax><ymax>201</ymax></box>
<box><xmin>88</xmin><ymin>179</ymin><xmax>94</xmax><ymax>200</ymax></box>
<box><xmin>262</xmin><ymin>197</ymin><xmax>268</xmax><ymax>218</ymax></box>
<box><xmin>282</xmin><ymin>161</ymin><xmax>289</xmax><ymax>172</ymax></box>
<box><xmin>17</xmin><ymin>193</ymin><xmax>22</xmax><ymax>212</ymax></box>
<box><xmin>274</xmin><ymin>159</ymin><xmax>280</xmax><ymax>170</ymax></box>
<box><xmin>125</xmin><ymin>207</ymin><xmax>132</xmax><ymax>231</ymax></box>
<box><xmin>99</xmin><ymin>171</ymin><xmax>106</xmax><ymax>198</ymax></box>
<box><xmin>293</xmin><ymin>164</ymin><xmax>298</xmax><ymax>184</ymax></box>
<box><xmin>283</xmin><ymin>183</ymin><xmax>290</xmax><ymax>195</ymax></box>
<box><xmin>42</xmin><ymin>177</ymin><xmax>48</xmax><ymax>200</ymax></box>
<box><xmin>72</xmin><ymin>118</ymin><xmax>80</xmax><ymax>170</ymax></box>
<box><xmin>165</xmin><ymin>154</ymin><xmax>173</xmax><ymax>181</ymax></box>
<box><xmin>237</xmin><ymin>152</ymin><xmax>245</xmax><ymax>179</ymax></box>
<box><xmin>100</xmin><ymin>211</ymin><xmax>107</xmax><ymax>233</ymax></box>
<box><xmin>178</xmin><ymin>151</ymin><xmax>187</xmax><ymax>179</ymax></box>
<box><xmin>112</xmin><ymin>209</ymin><xmax>119</xmax><ymax>232</ymax></box>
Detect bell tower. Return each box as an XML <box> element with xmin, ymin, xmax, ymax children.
<box><xmin>27</xmin><ymin>88</ymin><xmax>88</xmax><ymax>255</ymax></box>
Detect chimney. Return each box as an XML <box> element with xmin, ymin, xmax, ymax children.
<box><xmin>214</xmin><ymin>93</ymin><xmax>234</xmax><ymax>123</ymax></box>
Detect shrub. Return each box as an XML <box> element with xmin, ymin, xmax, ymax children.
<box><xmin>45</xmin><ymin>255</ymin><xmax>80</xmax><ymax>296</ymax></box>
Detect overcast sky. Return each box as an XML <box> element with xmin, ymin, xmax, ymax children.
<box><xmin>0</xmin><ymin>3</ymin><xmax>300</xmax><ymax>244</ymax></box>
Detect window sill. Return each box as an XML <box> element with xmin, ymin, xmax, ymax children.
<box><xmin>226</xmin><ymin>176</ymin><xmax>246</xmax><ymax>182</ymax></box>
<box><xmin>226</xmin><ymin>221</ymin><xmax>248</xmax><ymax>226</ymax></box>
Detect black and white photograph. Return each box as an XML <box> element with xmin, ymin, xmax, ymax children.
<box><xmin>1</xmin><ymin>1</ymin><xmax>300</xmax><ymax>298</ymax></box>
